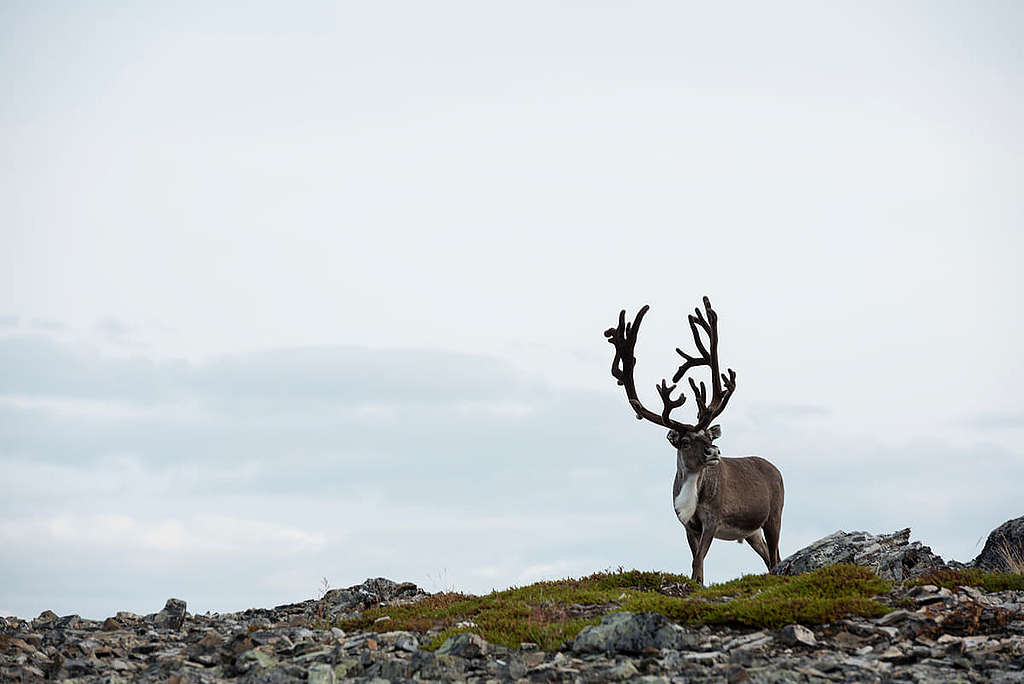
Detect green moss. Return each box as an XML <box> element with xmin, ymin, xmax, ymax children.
<box><xmin>336</xmin><ymin>565</ymin><xmax>893</xmax><ymax>650</ymax></box>
<box><xmin>910</xmin><ymin>568</ymin><xmax>1024</xmax><ymax>592</ymax></box>
<box><xmin>619</xmin><ymin>565</ymin><xmax>891</xmax><ymax>628</ymax></box>
<box><xmin>339</xmin><ymin>568</ymin><xmax>687</xmax><ymax>651</ymax></box>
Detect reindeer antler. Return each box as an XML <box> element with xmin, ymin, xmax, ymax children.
<box><xmin>604</xmin><ymin>306</ymin><xmax>692</xmax><ymax>431</ymax></box>
<box><xmin>673</xmin><ymin>296</ymin><xmax>737</xmax><ymax>430</ymax></box>
<box><xmin>605</xmin><ymin>296</ymin><xmax>737</xmax><ymax>433</ymax></box>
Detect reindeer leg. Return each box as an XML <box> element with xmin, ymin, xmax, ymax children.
<box><xmin>691</xmin><ymin>524</ymin><xmax>716</xmax><ymax>585</ymax></box>
<box><xmin>763</xmin><ymin>510</ymin><xmax>782</xmax><ymax>569</ymax></box>
<box><xmin>684</xmin><ymin>523</ymin><xmax>700</xmax><ymax>561</ymax></box>
<box><xmin>745</xmin><ymin>529</ymin><xmax>772</xmax><ymax>570</ymax></box>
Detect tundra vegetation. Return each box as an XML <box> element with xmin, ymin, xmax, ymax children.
<box><xmin>336</xmin><ymin>564</ymin><xmax>1024</xmax><ymax>652</ymax></box>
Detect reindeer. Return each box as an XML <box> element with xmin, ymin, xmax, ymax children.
<box><xmin>604</xmin><ymin>296</ymin><xmax>784</xmax><ymax>584</ymax></box>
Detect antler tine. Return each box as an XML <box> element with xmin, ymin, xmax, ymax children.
<box><xmin>702</xmin><ymin>297</ymin><xmax>723</xmax><ymax>399</ymax></box>
<box><xmin>605</xmin><ymin>305</ymin><xmax>693</xmax><ymax>431</ymax></box>
<box><xmin>669</xmin><ymin>296</ymin><xmax>739</xmax><ymax>431</ymax></box>
<box><xmin>688</xmin><ymin>313</ymin><xmax>711</xmax><ymax>357</ymax></box>
<box><xmin>687</xmin><ymin>377</ymin><xmax>710</xmax><ymax>425</ymax></box>
<box><xmin>671</xmin><ymin>314</ymin><xmax>710</xmax><ymax>383</ymax></box>
<box><xmin>710</xmin><ymin>368</ymin><xmax>737</xmax><ymax>419</ymax></box>
<box><xmin>656</xmin><ymin>379</ymin><xmax>686</xmax><ymax>425</ymax></box>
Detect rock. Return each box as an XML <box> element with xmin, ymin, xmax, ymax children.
<box><xmin>876</xmin><ymin>609</ymin><xmax>912</xmax><ymax>626</ymax></box>
<box><xmin>723</xmin><ymin>631</ymin><xmax>773</xmax><ymax>651</ymax></box>
<box><xmin>322</xmin><ymin>577</ymin><xmax>428</xmax><ymax>617</ymax></box>
<box><xmin>773</xmin><ymin>528</ymin><xmax>948</xmax><ymax>579</ymax></box>
<box><xmin>436</xmin><ymin>632</ymin><xmax>488</xmax><ymax>658</ymax></box>
<box><xmin>608</xmin><ymin>659</ymin><xmax>639</xmax><ymax>679</ymax></box>
<box><xmin>228</xmin><ymin>633</ymin><xmax>256</xmax><ymax>655</ymax></box>
<box><xmin>153</xmin><ymin>598</ymin><xmax>187</xmax><ymax>630</ymax></box>
<box><xmin>973</xmin><ymin>515</ymin><xmax>1024</xmax><ymax>572</ymax></box>
<box><xmin>236</xmin><ymin>647</ymin><xmax>277</xmax><ymax>672</ymax></box>
<box><xmin>572</xmin><ymin>611</ymin><xmax>697</xmax><ymax>655</ymax></box>
<box><xmin>307</xmin><ymin>662</ymin><xmax>335</xmax><ymax>684</ymax></box>
<box><xmin>389</xmin><ymin>631</ymin><xmax>419</xmax><ymax>653</ymax></box>
<box><xmin>53</xmin><ymin>614</ymin><xmax>82</xmax><ymax>629</ymax></box>
<box><xmin>101</xmin><ymin>617</ymin><xmax>121</xmax><ymax>631</ymax></box>
<box><xmin>35</xmin><ymin>610</ymin><xmax>57</xmax><ymax>624</ymax></box>
<box><xmin>777</xmin><ymin>624</ymin><xmax>816</xmax><ymax>647</ymax></box>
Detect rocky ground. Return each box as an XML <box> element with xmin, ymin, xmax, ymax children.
<box><xmin>3</xmin><ymin>521</ymin><xmax>1023</xmax><ymax>682</ymax></box>
<box><xmin>1</xmin><ymin>577</ymin><xmax>1023</xmax><ymax>683</ymax></box>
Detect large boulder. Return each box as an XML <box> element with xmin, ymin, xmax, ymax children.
<box><xmin>973</xmin><ymin>515</ymin><xmax>1024</xmax><ymax>572</ymax></box>
<box><xmin>152</xmin><ymin>598</ymin><xmax>188</xmax><ymax>630</ymax></box>
<box><xmin>323</xmin><ymin>577</ymin><xmax>428</xmax><ymax>618</ymax></box>
<box><xmin>572</xmin><ymin>611</ymin><xmax>698</xmax><ymax>655</ymax></box>
<box><xmin>773</xmin><ymin>528</ymin><xmax>947</xmax><ymax>580</ymax></box>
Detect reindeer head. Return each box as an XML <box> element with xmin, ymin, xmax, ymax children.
<box><xmin>667</xmin><ymin>425</ymin><xmax>722</xmax><ymax>471</ymax></box>
<box><xmin>605</xmin><ymin>296</ymin><xmax>736</xmax><ymax>466</ymax></box>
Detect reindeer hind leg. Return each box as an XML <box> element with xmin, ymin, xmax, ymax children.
<box><xmin>745</xmin><ymin>530</ymin><xmax>772</xmax><ymax>571</ymax></box>
<box><xmin>763</xmin><ymin>509</ymin><xmax>782</xmax><ymax>569</ymax></box>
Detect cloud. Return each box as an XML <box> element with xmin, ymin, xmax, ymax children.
<box><xmin>29</xmin><ymin>318</ymin><xmax>64</xmax><ymax>333</ymax></box>
<box><xmin>744</xmin><ymin>402</ymin><xmax>830</xmax><ymax>422</ymax></box>
<box><xmin>968</xmin><ymin>412</ymin><xmax>1024</xmax><ymax>430</ymax></box>
<box><xmin>0</xmin><ymin>335</ymin><xmax>543</xmax><ymax>404</ymax></box>
<box><xmin>0</xmin><ymin>514</ymin><xmax>326</xmax><ymax>555</ymax></box>
<box><xmin>95</xmin><ymin>316</ymin><xmax>130</xmax><ymax>341</ymax></box>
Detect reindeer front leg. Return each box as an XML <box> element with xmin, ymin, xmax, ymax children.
<box><xmin>684</xmin><ymin>524</ymin><xmax>699</xmax><ymax>560</ymax></box>
<box><xmin>691</xmin><ymin>521</ymin><xmax>717</xmax><ymax>585</ymax></box>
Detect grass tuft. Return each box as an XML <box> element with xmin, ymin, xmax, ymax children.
<box><xmin>998</xmin><ymin>540</ymin><xmax>1024</xmax><ymax>575</ymax></box>
<box><xmin>910</xmin><ymin>568</ymin><xmax>1024</xmax><ymax>592</ymax></box>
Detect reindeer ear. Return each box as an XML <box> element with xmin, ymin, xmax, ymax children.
<box><xmin>667</xmin><ymin>430</ymin><xmax>680</xmax><ymax>448</ymax></box>
<box><xmin>708</xmin><ymin>424</ymin><xmax>722</xmax><ymax>440</ymax></box>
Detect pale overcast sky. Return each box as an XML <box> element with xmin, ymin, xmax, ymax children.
<box><xmin>2</xmin><ymin>1</ymin><xmax>1022</xmax><ymax>619</ymax></box>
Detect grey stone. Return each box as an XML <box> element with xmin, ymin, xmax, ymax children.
<box><xmin>35</xmin><ymin>610</ymin><xmax>57</xmax><ymax>624</ymax></box>
<box><xmin>322</xmin><ymin>577</ymin><xmax>428</xmax><ymax>617</ymax></box>
<box><xmin>773</xmin><ymin>528</ymin><xmax>948</xmax><ymax>579</ymax></box>
<box><xmin>409</xmin><ymin>650</ymin><xmax>464</xmax><ymax>679</ymax></box>
<box><xmin>974</xmin><ymin>515</ymin><xmax>1024</xmax><ymax>572</ymax></box>
<box><xmin>573</xmin><ymin>611</ymin><xmax>697</xmax><ymax>655</ymax></box>
<box><xmin>682</xmin><ymin>650</ymin><xmax>725</xmax><ymax>663</ymax></box>
<box><xmin>236</xmin><ymin>648</ymin><xmax>277</xmax><ymax>672</ymax></box>
<box><xmin>876</xmin><ymin>609</ymin><xmax>912</xmax><ymax>626</ymax></box>
<box><xmin>53</xmin><ymin>614</ymin><xmax>82</xmax><ymax>629</ymax></box>
<box><xmin>722</xmin><ymin>631</ymin><xmax>773</xmax><ymax>651</ymax></box>
<box><xmin>777</xmin><ymin>624</ymin><xmax>816</xmax><ymax>647</ymax></box>
<box><xmin>153</xmin><ymin>598</ymin><xmax>187</xmax><ymax>630</ymax></box>
<box><xmin>436</xmin><ymin>632</ymin><xmax>488</xmax><ymax>658</ymax></box>
<box><xmin>608</xmin><ymin>659</ymin><xmax>640</xmax><ymax>679</ymax></box>
<box><xmin>307</xmin><ymin>662</ymin><xmax>335</xmax><ymax>684</ymax></box>
<box><xmin>393</xmin><ymin>632</ymin><xmax>419</xmax><ymax>653</ymax></box>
